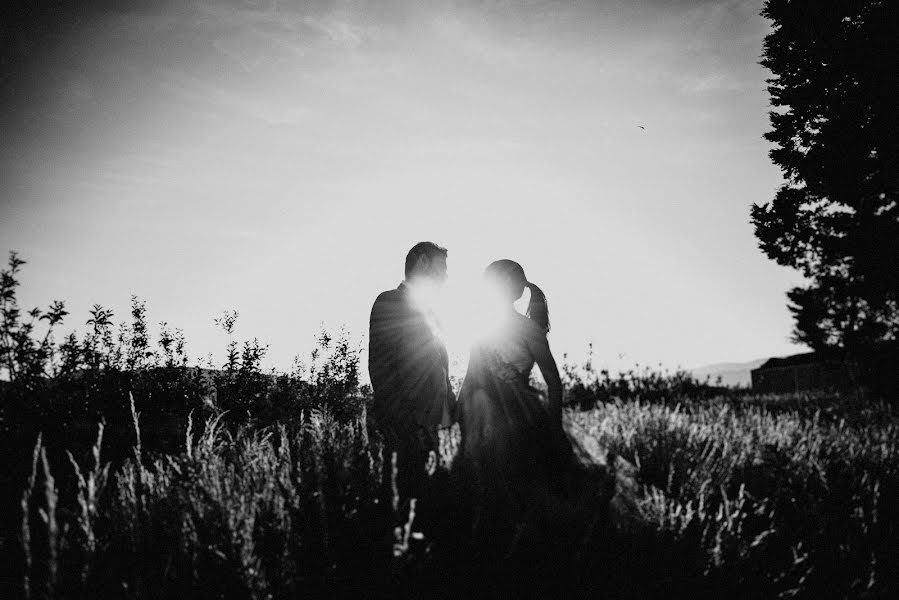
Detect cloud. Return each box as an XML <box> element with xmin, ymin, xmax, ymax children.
<box><xmin>156</xmin><ymin>67</ymin><xmax>314</xmax><ymax>125</ymax></box>
<box><xmin>302</xmin><ymin>13</ymin><xmax>365</xmax><ymax>48</ymax></box>
<box><xmin>678</xmin><ymin>72</ymin><xmax>754</xmax><ymax>96</ymax></box>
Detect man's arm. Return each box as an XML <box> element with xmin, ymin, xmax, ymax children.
<box><xmin>370</xmin><ymin>291</ymin><xmax>415</xmax><ymax>431</ymax></box>
<box><xmin>370</xmin><ymin>292</ymin><xmax>437</xmax><ymax>440</ymax></box>
<box><xmin>396</xmin><ymin>312</ymin><xmax>445</xmax><ymax>426</ymax></box>
<box><xmin>368</xmin><ymin>293</ymin><xmax>391</xmax><ymax>395</ymax></box>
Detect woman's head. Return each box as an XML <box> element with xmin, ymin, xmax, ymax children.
<box><xmin>484</xmin><ymin>259</ymin><xmax>527</xmax><ymax>302</ymax></box>
<box><xmin>483</xmin><ymin>259</ymin><xmax>550</xmax><ymax>332</ymax></box>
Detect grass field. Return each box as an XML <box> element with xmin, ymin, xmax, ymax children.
<box><xmin>7</xmin><ymin>392</ymin><xmax>896</xmax><ymax>599</ymax></box>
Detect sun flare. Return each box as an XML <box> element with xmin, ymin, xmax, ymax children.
<box><xmin>428</xmin><ymin>277</ymin><xmax>531</xmax><ymax>358</ymax></box>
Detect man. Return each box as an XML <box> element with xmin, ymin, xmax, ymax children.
<box><xmin>369</xmin><ymin>241</ymin><xmax>455</xmax><ymax>505</ymax></box>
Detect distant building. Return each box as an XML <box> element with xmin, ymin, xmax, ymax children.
<box><xmin>751</xmin><ymin>344</ymin><xmax>898</xmax><ymax>395</ymax></box>
<box><xmin>750</xmin><ymin>352</ymin><xmax>844</xmax><ymax>394</ymax></box>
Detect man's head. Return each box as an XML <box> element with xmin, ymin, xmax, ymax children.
<box><xmin>405</xmin><ymin>241</ymin><xmax>448</xmax><ymax>286</ymax></box>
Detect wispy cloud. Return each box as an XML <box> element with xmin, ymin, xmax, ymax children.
<box><xmin>678</xmin><ymin>72</ymin><xmax>755</xmax><ymax>95</ymax></box>
<box><xmin>302</xmin><ymin>13</ymin><xmax>366</xmax><ymax>48</ymax></box>
<box><xmin>156</xmin><ymin>67</ymin><xmax>314</xmax><ymax>125</ymax></box>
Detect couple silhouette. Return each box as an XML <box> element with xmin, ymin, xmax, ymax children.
<box><xmin>368</xmin><ymin>242</ymin><xmax>591</xmax><ymax>533</ymax></box>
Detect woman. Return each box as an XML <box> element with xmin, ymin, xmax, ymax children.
<box><xmin>451</xmin><ymin>260</ymin><xmax>645</xmax><ymax>596</ymax></box>
<box><xmin>457</xmin><ymin>259</ymin><xmax>572</xmax><ymax>501</ymax></box>
<box><xmin>455</xmin><ymin>260</ymin><xmax>611</xmax><ymax>595</ymax></box>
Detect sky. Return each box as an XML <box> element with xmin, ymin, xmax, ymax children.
<box><xmin>0</xmin><ymin>0</ymin><xmax>807</xmax><ymax>378</ymax></box>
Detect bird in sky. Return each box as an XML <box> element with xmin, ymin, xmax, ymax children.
<box><xmin>638</xmin><ymin>125</ymin><xmax>646</xmax><ymax>130</ymax></box>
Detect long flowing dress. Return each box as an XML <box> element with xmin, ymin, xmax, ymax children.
<box><xmin>450</xmin><ymin>311</ymin><xmax>647</xmax><ymax>597</ymax></box>
<box><xmin>454</xmin><ymin>312</ymin><xmax>619</xmax><ymax>595</ymax></box>
<box><xmin>457</xmin><ymin>312</ymin><xmax>575</xmax><ymax>505</ymax></box>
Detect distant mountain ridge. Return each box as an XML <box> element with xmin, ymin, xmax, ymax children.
<box><xmin>689</xmin><ymin>358</ymin><xmax>767</xmax><ymax>388</ymax></box>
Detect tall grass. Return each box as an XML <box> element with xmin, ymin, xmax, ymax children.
<box><xmin>19</xmin><ymin>405</ymin><xmax>397</xmax><ymax>599</ymax></box>
<box><xmin>14</xmin><ymin>398</ymin><xmax>897</xmax><ymax>599</ymax></box>
<box><xmin>570</xmin><ymin>402</ymin><xmax>898</xmax><ymax>598</ymax></box>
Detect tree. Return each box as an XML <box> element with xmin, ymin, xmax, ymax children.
<box><xmin>752</xmin><ymin>0</ymin><xmax>899</xmax><ymax>351</ymax></box>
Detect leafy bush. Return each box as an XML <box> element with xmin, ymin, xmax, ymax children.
<box><xmin>0</xmin><ymin>252</ymin><xmax>367</xmax><ymax>432</ymax></box>
<box><xmin>560</xmin><ymin>344</ymin><xmax>730</xmax><ymax>409</ymax></box>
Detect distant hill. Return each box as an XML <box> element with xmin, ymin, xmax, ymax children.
<box><xmin>689</xmin><ymin>358</ymin><xmax>767</xmax><ymax>388</ymax></box>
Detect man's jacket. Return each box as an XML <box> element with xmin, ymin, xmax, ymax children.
<box><xmin>369</xmin><ymin>283</ymin><xmax>454</xmax><ymax>444</ymax></box>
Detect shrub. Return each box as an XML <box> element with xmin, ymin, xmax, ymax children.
<box><xmin>560</xmin><ymin>344</ymin><xmax>729</xmax><ymax>409</ymax></box>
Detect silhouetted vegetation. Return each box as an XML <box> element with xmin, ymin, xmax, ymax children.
<box><xmin>2</xmin><ymin>252</ymin><xmax>897</xmax><ymax>598</ymax></box>
<box><xmin>560</xmin><ymin>344</ymin><xmax>731</xmax><ymax>410</ymax></box>
<box><xmin>752</xmin><ymin>0</ymin><xmax>898</xmax><ymax>352</ymax></box>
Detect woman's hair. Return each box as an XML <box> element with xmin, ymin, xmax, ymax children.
<box><xmin>525</xmin><ymin>282</ymin><xmax>550</xmax><ymax>332</ymax></box>
<box><xmin>484</xmin><ymin>259</ymin><xmax>550</xmax><ymax>332</ymax></box>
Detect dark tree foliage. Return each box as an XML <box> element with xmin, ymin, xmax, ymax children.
<box><xmin>753</xmin><ymin>0</ymin><xmax>899</xmax><ymax>350</ymax></box>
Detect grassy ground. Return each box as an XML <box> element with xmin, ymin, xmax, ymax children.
<box><xmin>10</xmin><ymin>394</ymin><xmax>898</xmax><ymax>599</ymax></box>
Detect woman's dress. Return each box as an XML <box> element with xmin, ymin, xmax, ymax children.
<box><xmin>452</xmin><ymin>312</ymin><xmax>645</xmax><ymax>596</ymax></box>
<box><xmin>453</xmin><ymin>313</ymin><xmax>612</xmax><ymax>594</ymax></box>
<box><xmin>457</xmin><ymin>312</ymin><xmax>577</xmax><ymax>506</ymax></box>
